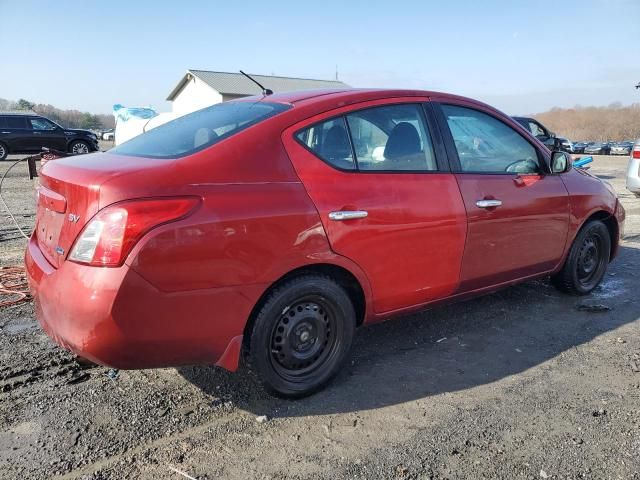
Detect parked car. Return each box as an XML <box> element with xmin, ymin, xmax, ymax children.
<box><xmin>627</xmin><ymin>139</ymin><xmax>640</xmax><ymax>196</ymax></box>
<box><xmin>25</xmin><ymin>90</ymin><xmax>625</xmax><ymax>397</ymax></box>
<box><xmin>611</xmin><ymin>141</ymin><xmax>634</xmax><ymax>156</ymax></box>
<box><xmin>102</xmin><ymin>129</ymin><xmax>115</xmax><ymax>141</ymax></box>
<box><xmin>584</xmin><ymin>142</ymin><xmax>611</xmax><ymax>155</ymax></box>
<box><xmin>573</xmin><ymin>141</ymin><xmax>588</xmax><ymax>154</ymax></box>
<box><xmin>0</xmin><ymin>111</ymin><xmax>99</xmax><ymax>160</ymax></box>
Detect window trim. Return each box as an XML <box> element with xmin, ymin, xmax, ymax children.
<box><xmin>433</xmin><ymin>102</ymin><xmax>550</xmax><ymax>175</ymax></box>
<box><xmin>293</xmin><ymin>102</ymin><xmax>448</xmax><ymax>174</ymax></box>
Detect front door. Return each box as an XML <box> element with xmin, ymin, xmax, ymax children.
<box><xmin>26</xmin><ymin>117</ymin><xmax>66</xmax><ymax>152</ymax></box>
<box><xmin>435</xmin><ymin>101</ymin><xmax>570</xmax><ymax>292</ymax></box>
<box><xmin>283</xmin><ymin>100</ymin><xmax>467</xmax><ymax>314</ymax></box>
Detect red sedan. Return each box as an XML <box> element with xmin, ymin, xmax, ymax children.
<box><xmin>25</xmin><ymin>89</ymin><xmax>625</xmax><ymax>397</ymax></box>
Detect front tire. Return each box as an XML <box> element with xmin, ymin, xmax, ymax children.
<box><xmin>249</xmin><ymin>274</ymin><xmax>355</xmax><ymax>398</ymax></box>
<box><xmin>0</xmin><ymin>142</ymin><xmax>8</xmax><ymax>160</ymax></box>
<box><xmin>552</xmin><ymin>220</ymin><xmax>610</xmax><ymax>295</ymax></box>
<box><xmin>69</xmin><ymin>140</ymin><xmax>90</xmax><ymax>155</ymax></box>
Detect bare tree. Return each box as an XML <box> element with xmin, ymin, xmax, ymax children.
<box><xmin>534</xmin><ymin>103</ymin><xmax>640</xmax><ymax>141</ymax></box>
<box><xmin>0</xmin><ymin>97</ymin><xmax>114</xmax><ymax>129</ymax></box>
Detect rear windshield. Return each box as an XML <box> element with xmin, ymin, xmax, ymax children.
<box><xmin>111</xmin><ymin>101</ymin><xmax>290</xmax><ymax>159</ymax></box>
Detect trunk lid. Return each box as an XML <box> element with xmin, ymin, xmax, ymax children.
<box><xmin>35</xmin><ymin>151</ymin><xmax>179</xmax><ymax>268</ymax></box>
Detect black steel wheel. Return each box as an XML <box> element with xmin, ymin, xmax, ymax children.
<box><xmin>249</xmin><ymin>274</ymin><xmax>355</xmax><ymax>397</ymax></box>
<box><xmin>553</xmin><ymin>220</ymin><xmax>611</xmax><ymax>295</ymax></box>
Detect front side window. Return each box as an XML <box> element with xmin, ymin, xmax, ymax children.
<box><xmin>112</xmin><ymin>101</ymin><xmax>290</xmax><ymax>159</ymax></box>
<box><xmin>29</xmin><ymin>117</ymin><xmax>57</xmax><ymax>130</ymax></box>
<box><xmin>526</xmin><ymin>120</ymin><xmax>545</xmax><ymax>137</ymax></box>
<box><xmin>442</xmin><ymin>105</ymin><xmax>540</xmax><ymax>174</ymax></box>
<box><xmin>296</xmin><ymin>103</ymin><xmax>437</xmax><ymax>172</ymax></box>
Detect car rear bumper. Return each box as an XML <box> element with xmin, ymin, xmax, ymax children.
<box><xmin>614</xmin><ymin>199</ymin><xmax>626</xmax><ymax>254</ymax></box>
<box><xmin>25</xmin><ymin>235</ymin><xmax>264</xmax><ymax>371</ymax></box>
<box><xmin>626</xmin><ymin>158</ymin><xmax>640</xmax><ymax>194</ymax></box>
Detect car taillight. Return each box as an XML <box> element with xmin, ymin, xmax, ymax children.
<box><xmin>633</xmin><ymin>145</ymin><xmax>640</xmax><ymax>159</ymax></box>
<box><xmin>68</xmin><ymin>197</ymin><xmax>199</xmax><ymax>267</ymax></box>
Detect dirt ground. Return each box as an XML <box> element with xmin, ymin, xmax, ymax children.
<box><xmin>0</xmin><ymin>153</ymin><xmax>639</xmax><ymax>480</ymax></box>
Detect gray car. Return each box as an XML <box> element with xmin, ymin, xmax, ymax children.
<box><xmin>627</xmin><ymin>139</ymin><xmax>640</xmax><ymax>196</ymax></box>
<box><xmin>611</xmin><ymin>142</ymin><xmax>633</xmax><ymax>156</ymax></box>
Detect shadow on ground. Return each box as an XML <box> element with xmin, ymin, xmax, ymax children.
<box><xmin>179</xmin><ymin>245</ymin><xmax>639</xmax><ymax>418</ymax></box>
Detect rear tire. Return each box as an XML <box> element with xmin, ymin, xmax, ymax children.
<box><xmin>69</xmin><ymin>140</ymin><xmax>90</xmax><ymax>155</ymax></box>
<box><xmin>552</xmin><ymin>220</ymin><xmax>610</xmax><ymax>295</ymax></box>
<box><xmin>249</xmin><ymin>274</ymin><xmax>355</xmax><ymax>398</ymax></box>
<box><xmin>0</xmin><ymin>142</ymin><xmax>8</xmax><ymax>161</ymax></box>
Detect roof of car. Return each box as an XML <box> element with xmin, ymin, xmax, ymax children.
<box><xmin>0</xmin><ymin>111</ymin><xmax>38</xmax><ymax>116</ymax></box>
<box><xmin>236</xmin><ymin>88</ymin><xmax>484</xmax><ymax>107</ymax></box>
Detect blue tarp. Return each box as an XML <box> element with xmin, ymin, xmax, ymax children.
<box><xmin>112</xmin><ymin>104</ymin><xmax>158</xmax><ymax>123</ymax></box>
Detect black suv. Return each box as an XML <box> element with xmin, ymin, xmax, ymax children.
<box><xmin>512</xmin><ymin>116</ymin><xmax>571</xmax><ymax>153</ymax></box>
<box><xmin>0</xmin><ymin>112</ymin><xmax>99</xmax><ymax>160</ymax></box>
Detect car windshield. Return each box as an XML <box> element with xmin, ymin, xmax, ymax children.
<box><xmin>111</xmin><ymin>101</ymin><xmax>290</xmax><ymax>159</ymax></box>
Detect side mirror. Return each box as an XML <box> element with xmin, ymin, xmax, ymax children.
<box><xmin>551</xmin><ymin>151</ymin><xmax>572</xmax><ymax>174</ymax></box>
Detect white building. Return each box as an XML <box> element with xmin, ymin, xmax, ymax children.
<box><xmin>166</xmin><ymin>70</ymin><xmax>350</xmax><ymax>114</ymax></box>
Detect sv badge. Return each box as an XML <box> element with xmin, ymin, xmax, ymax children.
<box><xmin>68</xmin><ymin>213</ymin><xmax>80</xmax><ymax>223</ymax></box>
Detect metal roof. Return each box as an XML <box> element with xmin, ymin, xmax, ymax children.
<box><xmin>167</xmin><ymin>70</ymin><xmax>350</xmax><ymax>101</ymax></box>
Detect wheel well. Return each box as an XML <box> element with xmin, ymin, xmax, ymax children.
<box><xmin>242</xmin><ymin>264</ymin><xmax>366</xmax><ymax>350</ymax></box>
<box><xmin>584</xmin><ymin>210</ymin><xmax>618</xmax><ymax>260</ymax></box>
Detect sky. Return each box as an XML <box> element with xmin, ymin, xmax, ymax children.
<box><xmin>1</xmin><ymin>0</ymin><xmax>638</xmax><ymax>116</ymax></box>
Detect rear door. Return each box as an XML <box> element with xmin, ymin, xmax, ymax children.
<box><xmin>434</xmin><ymin>100</ymin><xmax>570</xmax><ymax>292</ymax></box>
<box><xmin>4</xmin><ymin>115</ymin><xmax>32</xmax><ymax>152</ymax></box>
<box><xmin>283</xmin><ymin>99</ymin><xmax>467</xmax><ymax>314</ymax></box>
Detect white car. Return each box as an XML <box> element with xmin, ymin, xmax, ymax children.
<box><xmin>626</xmin><ymin>139</ymin><xmax>640</xmax><ymax>197</ymax></box>
<box><xmin>102</xmin><ymin>129</ymin><xmax>115</xmax><ymax>141</ymax></box>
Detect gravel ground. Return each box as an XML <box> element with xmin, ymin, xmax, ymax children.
<box><xmin>0</xmin><ymin>153</ymin><xmax>639</xmax><ymax>480</ymax></box>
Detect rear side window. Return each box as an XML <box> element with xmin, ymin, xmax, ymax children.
<box><xmin>296</xmin><ymin>103</ymin><xmax>437</xmax><ymax>172</ymax></box>
<box><xmin>111</xmin><ymin>102</ymin><xmax>290</xmax><ymax>159</ymax></box>
<box><xmin>295</xmin><ymin>117</ymin><xmax>355</xmax><ymax>170</ymax></box>
<box><xmin>442</xmin><ymin>105</ymin><xmax>540</xmax><ymax>174</ymax></box>
<box><xmin>346</xmin><ymin>104</ymin><xmax>436</xmax><ymax>171</ymax></box>
<box><xmin>6</xmin><ymin>116</ymin><xmax>26</xmax><ymax>128</ymax></box>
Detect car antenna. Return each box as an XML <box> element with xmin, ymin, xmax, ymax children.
<box><xmin>240</xmin><ymin>70</ymin><xmax>273</xmax><ymax>96</ymax></box>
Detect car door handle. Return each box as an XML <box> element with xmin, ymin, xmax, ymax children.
<box><xmin>1</xmin><ymin>131</ymin><xmax>10</xmax><ymax>134</ymax></box>
<box><xmin>475</xmin><ymin>199</ymin><xmax>502</xmax><ymax>208</ymax></box>
<box><xmin>33</xmin><ymin>131</ymin><xmax>42</xmax><ymax>135</ymax></box>
<box><xmin>329</xmin><ymin>210</ymin><xmax>368</xmax><ymax>221</ymax></box>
